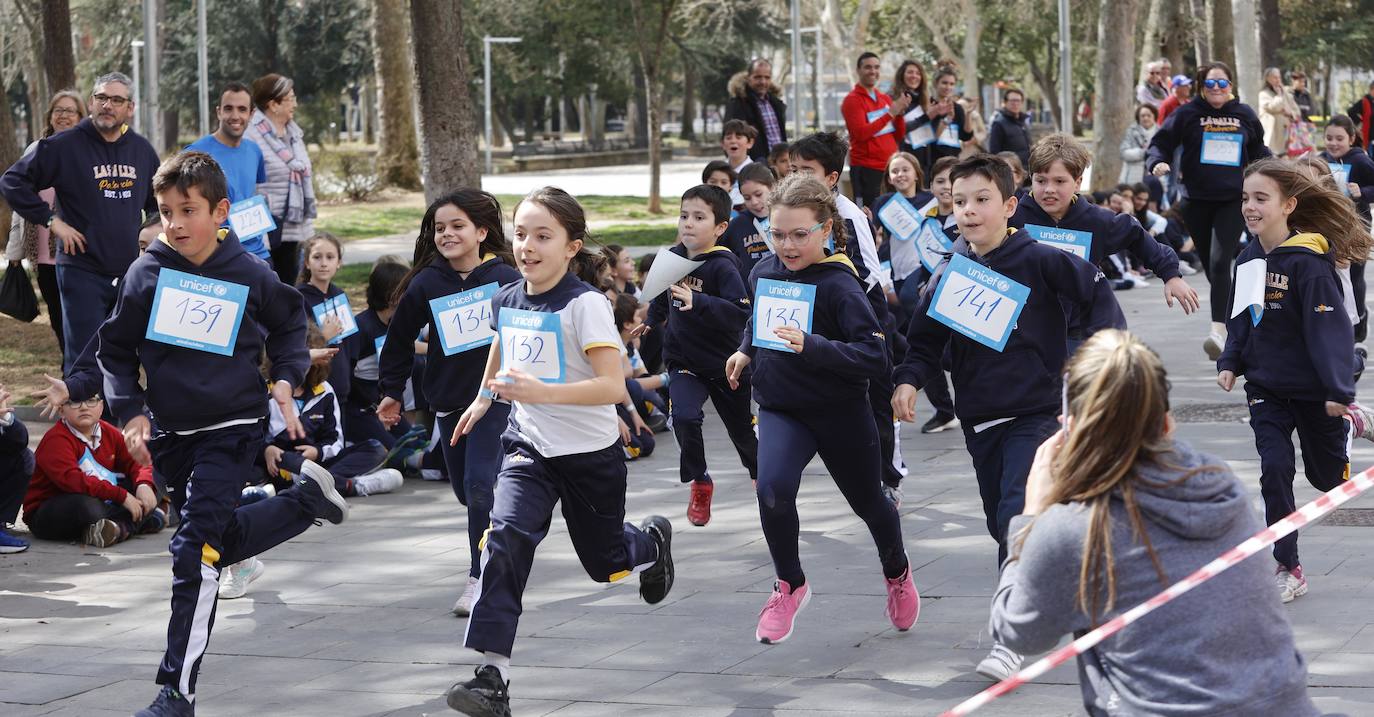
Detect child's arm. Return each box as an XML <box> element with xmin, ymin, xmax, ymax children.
<box><xmin>96</xmin><ymin>278</ymin><xmax>154</xmax><ymax>427</ymax></box>
<box><xmin>1298</xmin><ymin>274</ymin><xmax>1357</xmax><ymax>407</ymax></box>
<box><xmin>111</xmin><ymin>430</ymin><xmax>157</xmax><ymax>512</ymax></box>
<box><xmin>1144</xmin><ymin>114</ymin><xmax>1178</xmax><ymax>175</ymax></box>
<box><xmin>892</xmin><ymin>285</ymin><xmax>954</xmax><ymax>422</ymax></box>
<box><xmin>0</xmin><ymin>385</ymin><xmax>27</xmax><ymax>452</ymax></box>
<box><xmin>988</xmin><ymin>510</ymin><xmax>1092</xmax><ymax>656</ymax></box>
<box><xmin>633</xmin><ymin>290</ymin><xmax>669</xmax><ymax>337</ymax></box>
<box><xmin>454</xmin><ymin>338</ymin><xmax>504</xmax><ymax>441</ymax></box>
<box><xmin>1108</xmin><ymin>213</ymin><xmax>1199</xmax><ymax>314</ymax></box>
<box><xmin>259</xmin><ymin>280</ymin><xmax>311</xmax><ymax>440</ymax></box>
<box><xmin>681</xmin><ymin>264</ymin><xmax>752</xmax><ymax>331</ymax></box>
<box><xmin>302</xmin><ymin>390</ymin><xmax>344</xmax><ymax>463</ymax></box>
<box><xmin>785</xmin><ymin>287</ymin><xmax>888</xmax><ymax>379</ymax></box>
<box><xmin>377</xmin><ymin>288</ymin><xmax>427</xmax><ymax>424</ymax></box>
<box><xmin>495</xmin><ymin>346</ymin><xmax>626</xmax><ymax>406</ymax></box>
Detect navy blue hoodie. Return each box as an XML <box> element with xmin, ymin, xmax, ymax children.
<box><xmin>896</xmin><ymin>229</ymin><xmax>1104</xmax><ymax>425</ymax></box>
<box><xmin>741</xmin><ymin>253</ymin><xmax>888</xmax><ymax>410</ymax></box>
<box><xmin>1218</xmin><ymin>233</ymin><xmax>1355</xmax><ymax>404</ymax></box>
<box><xmin>646</xmin><ymin>244</ymin><xmax>752</xmax><ymax>378</ymax></box>
<box><xmin>1320</xmin><ymin>146</ymin><xmax>1374</xmax><ymax>221</ymax></box>
<box><xmin>0</xmin><ymin>118</ymin><xmax>160</xmax><ymax>277</ymax></box>
<box><xmin>721</xmin><ymin>211</ymin><xmax>773</xmax><ymax>281</ymax></box>
<box><xmin>380</xmin><ymin>255</ymin><xmax>521</xmax><ymax>413</ymax></box>
<box><xmin>97</xmin><ymin>230</ymin><xmax>309</xmax><ymax>431</ymax></box>
<box><xmin>1145</xmin><ymin>96</ymin><xmax>1270</xmax><ymax>202</ymax></box>
<box><xmin>299</xmin><ymin>282</ymin><xmax>355</xmax><ymax>408</ymax></box>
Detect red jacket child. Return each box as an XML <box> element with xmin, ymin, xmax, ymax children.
<box><xmin>24</xmin><ymin>417</ymin><xmax>154</xmax><ymax>518</ymax></box>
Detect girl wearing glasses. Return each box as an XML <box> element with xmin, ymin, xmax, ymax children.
<box><xmin>725</xmin><ymin>173</ymin><xmax>917</xmax><ymax>645</ymax></box>
<box><xmin>1147</xmin><ymin>61</ymin><xmax>1271</xmax><ymax>361</ymax></box>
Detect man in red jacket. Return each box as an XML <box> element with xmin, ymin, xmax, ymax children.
<box><xmin>841</xmin><ymin>52</ymin><xmax>909</xmax><ymax>209</ymax></box>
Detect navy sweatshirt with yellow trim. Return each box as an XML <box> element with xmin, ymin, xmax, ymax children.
<box><xmin>646</xmin><ymin>244</ymin><xmax>752</xmax><ymax>378</ymax></box>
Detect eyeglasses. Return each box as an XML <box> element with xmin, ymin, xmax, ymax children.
<box><xmin>51</xmin><ymin>107</ymin><xmax>80</xmax><ymax>117</ymax></box>
<box><xmin>92</xmin><ymin>94</ymin><xmax>130</xmax><ymax>107</ymax></box>
<box><xmin>769</xmin><ymin>222</ymin><xmax>825</xmax><ymax>247</ymax></box>
<box><xmin>1202</xmin><ymin>79</ymin><xmax>1231</xmax><ymax>90</ymax></box>
<box><xmin>63</xmin><ymin>397</ymin><xmax>103</xmax><ymax>409</ymax></box>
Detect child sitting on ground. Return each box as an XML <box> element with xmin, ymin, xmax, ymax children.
<box><xmin>0</xmin><ymin>383</ymin><xmax>33</xmax><ymax>553</ymax></box>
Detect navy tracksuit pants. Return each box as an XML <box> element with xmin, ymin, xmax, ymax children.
<box><xmin>962</xmin><ymin>412</ymin><xmax>1059</xmax><ymax>565</ymax></box>
<box><xmin>616</xmin><ymin>403</ymin><xmax>656</xmax><ymax>459</ymax></box>
<box><xmin>151</xmin><ymin>423</ymin><xmax>324</xmax><ymax>700</ymax></box>
<box><xmin>0</xmin><ymin>417</ymin><xmax>32</xmax><ymax>527</ymax></box>
<box><xmin>464</xmin><ymin>433</ymin><xmax>658</xmax><ymax>658</ymax></box>
<box><xmin>756</xmin><ymin>398</ymin><xmax>907</xmax><ymax>587</ymax></box>
<box><xmin>437</xmin><ymin>403</ymin><xmax>511</xmax><ymax>579</ymax></box>
<box><xmin>668</xmin><ymin>369</ymin><xmax>757</xmax><ymax>484</ymax></box>
<box><xmin>1246</xmin><ymin>384</ymin><xmax>1350</xmax><ymax>570</ymax></box>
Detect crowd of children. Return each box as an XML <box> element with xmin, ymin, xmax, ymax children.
<box><xmin>5</xmin><ymin>73</ymin><xmax>1374</xmax><ymax>717</ymax></box>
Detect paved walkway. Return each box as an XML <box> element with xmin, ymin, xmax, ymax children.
<box><xmin>3</xmin><ymin>277</ymin><xmax>1374</xmax><ymax>716</ymax></box>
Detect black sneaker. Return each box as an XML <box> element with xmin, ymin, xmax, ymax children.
<box><xmin>134</xmin><ymin>685</ymin><xmax>195</xmax><ymax>717</ymax></box>
<box><xmin>639</xmin><ymin>515</ymin><xmax>674</xmax><ymax>604</ymax></box>
<box><xmin>920</xmin><ymin>412</ymin><xmax>960</xmax><ymax>434</ymax></box>
<box><xmin>295</xmin><ymin>459</ymin><xmax>349</xmax><ymax>524</ymax></box>
<box><xmin>445</xmin><ymin>665</ymin><xmax>511</xmax><ymax>717</ymax></box>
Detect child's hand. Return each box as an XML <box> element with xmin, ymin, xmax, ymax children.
<box><xmin>1350</xmin><ymin>183</ymin><xmax>1361</xmax><ymax>198</ymax></box>
<box><xmin>320</xmin><ymin>314</ymin><xmax>343</xmax><ymax>342</ymax></box>
<box><xmin>630</xmin><ymin>323</ymin><xmax>651</xmax><ymax>338</ymax></box>
<box><xmin>454</xmin><ymin>397</ymin><xmax>492</xmax><ymax>443</ymax></box>
<box><xmin>376</xmin><ymin>396</ymin><xmax>402</xmax><ymax>427</ymax></box>
<box><xmin>264</xmin><ymin>445</ymin><xmax>284</xmax><ymax>475</ymax></box>
<box><xmin>122</xmin><ymin>415</ymin><xmax>152</xmax><ymax>462</ymax></box>
<box><xmin>1163</xmin><ymin>277</ymin><xmax>1200</xmax><ymax>314</ymax></box>
<box><xmin>309</xmin><ymin>347</ymin><xmax>339</xmax><ymax>366</ymax></box>
<box><xmin>1152</xmin><ymin>163</ymin><xmax>1171</xmax><ymax>177</ymax></box>
<box><xmin>618</xmin><ymin>416</ymin><xmax>633</xmax><ymax>446</ymax></box>
<box><xmin>1023</xmin><ymin>428</ymin><xmax>1067</xmax><ymax>516</ymax></box>
<box><xmin>630</xmin><ymin>409</ymin><xmax>649</xmax><ymax>436</ymax></box>
<box><xmin>294</xmin><ymin>445</ymin><xmax>320</xmax><ymax>461</ymax></box>
<box><xmin>490</xmin><ymin>369</ymin><xmax>548</xmax><ymax>404</ymax></box>
<box><xmin>773</xmin><ymin>326</ymin><xmax>805</xmax><ymax>353</ymax></box>
<box><xmin>135</xmin><ymin>483</ymin><xmax>158</xmax><ymax>513</ymax></box>
<box><xmin>121</xmin><ymin>492</ymin><xmax>146</xmax><ymax>523</ymax></box>
<box><xmin>669</xmin><ymin>284</ymin><xmax>694</xmax><ymax>311</ymax></box>
<box><xmin>725</xmin><ymin>352</ymin><xmax>752</xmax><ymax>390</ymax></box>
<box><xmin>0</xmin><ymin>383</ymin><xmax>11</xmax><ymax>414</ymax></box>
<box><xmin>31</xmin><ymin>374</ymin><xmax>69</xmax><ymax>420</ymax></box>
<box><xmin>1327</xmin><ymin>401</ymin><xmax>1350</xmax><ymax>418</ymax></box>
<box><xmin>271</xmin><ymin>380</ymin><xmax>305</xmax><ymax>440</ymax></box>
<box><xmin>892</xmin><ymin>384</ymin><xmax>920</xmax><ymax>422</ymax></box>
<box><xmin>1216</xmin><ymin>370</ymin><xmax>1236</xmax><ymax>392</ymax></box>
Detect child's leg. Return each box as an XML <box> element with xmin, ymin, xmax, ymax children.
<box><xmin>436</xmin><ymin>412</ymin><xmax>472</xmax><ymax>506</ymax></box>
<box><xmin>989</xmin><ymin>414</ymin><xmax>1059</xmax><ymax>564</ymax></box>
<box><xmin>1294</xmin><ymin>404</ymin><xmax>1352</xmax><ymax>493</ymax></box>
<box><xmin>811</xmin><ymin>400</ymin><xmax>906</xmax><ymax>578</ymax></box>
<box><xmin>25</xmin><ymin>493</ymin><xmax>117</xmax><ymax>541</ymax></box>
<box><xmin>464</xmin><ymin>437</ymin><xmax>561</xmax><ymax>659</ymax></box>
<box><xmin>553</xmin><ymin>442</ymin><xmax>659</xmax><ymax>581</ymax></box>
<box><xmin>868</xmin><ymin>371</ymin><xmax>905</xmax><ymax>489</ymax></box>
<box><xmin>0</xmin><ymin>448</ymin><xmax>32</xmax><ymax>526</ymax></box>
<box><xmin>463</xmin><ymin>404</ymin><xmax>511</xmax><ymax>576</ymax></box>
<box><xmin>962</xmin><ymin>423</ymin><xmax>1010</xmax><ymax>554</ymax></box>
<box><xmin>756</xmin><ymin>407</ymin><xmax>820</xmax><ymax>586</ymax></box>
<box><xmin>1246</xmin><ymin>387</ymin><xmax>1300</xmax><ymax>569</ymax></box>
<box><xmin>706</xmin><ymin>374</ymin><xmax>759</xmax><ymax>480</ymax></box>
<box><xmin>616</xmin><ymin>403</ymin><xmax>655</xmax><ymax>459</ymax></box>
<box><xmin>668</xmin><ymin>370</ymin><xmax>712</xmax><ymax>484</ymax></box>
<box><xmin>323</xmin><ymin>440</ymin><xmax>388</xmax><ymax>480</ymax></box>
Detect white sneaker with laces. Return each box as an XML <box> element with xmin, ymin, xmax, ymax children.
<box><xmin>976</xmin><ymin>642</ymin><xmax>1024</xmax><ymax>682</ymax></box>
<box><xmin>453</xmin><ymin>576</ymin><xmax>479</xmax><ymax>616</ymax></box>
<box><xmin>218</xmin><ymin>557</ymin><xmax>266</xmax><ymax>599</ymax></box>
<box><xmin>1203</xmin><ymin>331</ymin><xmax>1226</xmax><ymax>361</ymax></box>
<box><xmin>1347</xmin><ymin>403</ymin><xmax>1374</xmax><ymax>442</ymax></box>
<box><xmin>420</xmin><ymin>468</ymin><xmax>445</xmax><ymax>481</ymax></box>
<box><xmin>354</xmin><ymin>468</ymin><xmax>404</xmax><ymax>496</ymax></box>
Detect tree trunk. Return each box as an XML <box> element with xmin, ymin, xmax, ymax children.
<box><xmin>1230</xmin><ymin>0</ymin><xmax>1260</xmax><ymax>107</ymax></box>
<box><xmin>410</xmin><ymin>0</ymin><xmax>481</xmax><ymax>199</ymax></box>
<box><xmin>40</xmin><ymin>0</ymin><xmax>75</xmax><ymax>93</ymax></box>
<box><xmin>362</xmin><ymin>74</ymin><xmax>376</xmax><ymax>145</ymax></box>
<box><xmin>0</xmin><ymin>85</ymin><xmax>21</xmax><ymax>237</ymax></box>
<box><xmin>1189</xmin><ymin>0</ymin><xmax>1210</xmax><ymax>61</ymax></box>
<box><xmin>959</xmin><ymin>0</ymin><xmax>982</xmax><ymax>99</ymax></box>
<box><xmin>680</xmin><ymin>60</ymin><xmax>697</xmax><ymax>141</ymax></box>
<box><xmin>629</xmin><ymin>0</ymin><xmax>678</xmax><ymax>215</ymax></box>
<box><xmin>372</xmin><ymin>0</ymin><xmax>421</xmax><ymax>190</ymax></box>
<box><xmin>1026</xmin><ymin>38</ymin><xmax>1062</xmax><ymax>130</ymax></box>
<box><xmin>1139</xmin><ymin>0</ymin><xmax>1166</xmax><ymax>72</ymax></box>
<box><xmin>162</xmin><ymin>110</ymin><xmax>179</xmax><ymax>154</ymax></box>
<box><xmin>1256</xmin><ymin>0</ymin><xmax>1281</xmax><ymax>69</ymax></box>
<box><xmin>1206</xmin><ymin>0</ymin><xmax>1234</xmax><ymax>66</ymax></box>
<box><xmin>1092</xmin><ymin>0</ymin><xmax>1139</xmax><ymax>191</ymax></box>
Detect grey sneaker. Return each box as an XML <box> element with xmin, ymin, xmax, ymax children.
<box><xmin>354</xmin><ymin>468</ymin><xmax>404</xmax><ymax>496</ymax></box>
<box><xmin>453</xmin><ymin>576</ymin><xmax>479</xmax><ymax>617</ymax></box>
<box><xmin>83</xmin><ymin>518</ymin><xmax>122</xmax><ymax>548</ymax></box>
<box><xmin>976</xmin><ymin>642</ymin><xmax>1024</xmax><ymax>682</ymax></box>
<box><xmin>218</xmin><ymin>557</ymin><xmax>266</xmax><ymax>600</ymax></box>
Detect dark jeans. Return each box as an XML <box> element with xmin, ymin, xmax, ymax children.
<box><xmin>667</xmin><ymin>369</ymin><xmax>758</xmax><ymax>484</ymax></box>
<box><xmin>55</xmin><ymin>263</ymin><xmax>119</xmax><ymax>373</ymax></box>
<box><xmin>35</xmin><ymin>263</ymin><xmax>63</xmax><ymax>355</ymax></box>
<box><xmin>27</xmin><ymin>493</ymin><xmax>161</xmax><ymax>541</ymax></box>
<box><xmin>963</xmin><ymin>413</ymin><xmax>1059</xmax><ymax>564</ymax></box>
<box><xmin>849</xmin><ymin>165</ymin><xmax>886</xmax><ymax>210</ymax></box>
<box><xmin>267</xmin><ymin>219</ymin><xmax>301</xmax><ymax>285</ymax></box>
<box><xmin>1178</xmin><ymin>198</ymin><xmax>1245</xmax><ymax>323</ymax></box>
<box><xmin>437</xmin><ymin>403</ymin><xmax>511</xmax><ymax>578</ymax></box>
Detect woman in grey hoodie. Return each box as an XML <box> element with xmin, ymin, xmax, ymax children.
<box><xmin>990</xmin><ymin>329</ymin><xmax>1318</xmax><ymax>716</ymax></box>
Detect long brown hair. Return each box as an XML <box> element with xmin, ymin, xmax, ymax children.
<box><xmin>891</xmin><ymin>60</ymin><xmax>930</xmax><ymax>115</ymax></box>
<box><xmin>767</xmin><ymin>173</ymin><xmax>849</xmax><ymax>252</ymax></box>
<box><xmin>514</xmin><ymin>186</ymin><xmax>608</xmax><ymax>286</ymax></box>
<box><xmin>1016</xmin><ymin>330</ymin><xmax>1179</xmax><ymax>621</ymax></box>
<box><xmin>1245</xmin><ymin>157</ymin><xmax>1373</xmax><ymax>266</ymax></box>
<box><xmin>395</xmin><ymin>189</ymin><xmax>516</xmax><ymax>304</ymax></box>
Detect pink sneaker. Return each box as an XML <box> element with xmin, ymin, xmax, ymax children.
<box><xmin>885</xmin><ymin>567</ymin><xmax>920</xmax><ymax>631</ymax></box>
<box><xmin>756</xmin><ymin>579</ymin><xmax>810</xmax><ymax>644</ymax></box>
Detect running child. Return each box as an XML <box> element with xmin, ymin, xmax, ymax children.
<box><xmin>442</xmin><ymin>186</ymin><xmax>673</xmax><ymax>716</ymax></box>
<box><xmin>892</xmin><ymin>154</ymin><xmax>1109</xmax><ymax>681</ymax></box>
<box><xmin>724</xmin><ymin>173</ymin><xmax>917</xmax><ymax>644</ymax></box>
<box><xmin>378</xmin><ymin>189</ymin><xmax>523</xmax><ymax>618</ymax></box>
<box><xmin>720</xmin><ymin>163</ymin><xmax>778</xmax><ymax>280</ymax></box>
<box><xmin>98</xmin><ymin>151</ymin><xmax>347</xmax><ymax>717</ymax></box>
<box><xmin>1217</xmin><ymin>157</ymin><xmax>1374</xmax><ymax>603</ymax></box>
<box><xmin>635</xmin><ymin>184</ymin><xmax>758</xmax><ymax>526</ymax></box>
<box><xmin>1320</xmin><ymin>115</ymin><xmax>1374</xmax><ymax>341</ymax></box>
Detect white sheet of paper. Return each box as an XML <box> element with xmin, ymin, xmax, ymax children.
<box><xmin>640</xmin><ymin>247</ymin><xmax>704</xmax><ymax>301</ymax></box>
<box><xmin>1230</xmin><ymin>258</ymin><xmax>1267</xmax><ymax>320</ymax></box>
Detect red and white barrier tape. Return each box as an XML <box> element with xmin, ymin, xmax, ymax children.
<box><xmin>940</xmin><ymin>465</ymin><xmax>1374</xmax><ymax>717</ymax></box>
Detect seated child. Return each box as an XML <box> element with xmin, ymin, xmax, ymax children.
<box><xmin>344</xmin><ymin>258</ymin><xmax>429</xmax><ymax>457</ymax></box>
<box><xmin>0</xmin><ymin>383</ymin><xmax>33</xmax><ymax>553</ymax></box>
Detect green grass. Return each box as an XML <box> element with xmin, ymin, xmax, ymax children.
<box><xmin>316</xmin><ymin>205</ymin><xmax>425</xmax><ymax>241</ymax></box>
<box><xmin>595</xmin><ymin>224</ymin><xmax>677</xmax><ymax>246</ymax></box>
<box><xmin>493</xmin><ymin>194</ymin><xmax>665</xmax><ymax>222</ymax></box>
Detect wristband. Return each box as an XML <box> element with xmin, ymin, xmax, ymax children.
<box><xmin>478</xmin><ymin>387</ymin><xmax>498</xmax><ymax>400</ymax></box>
<box><xmin>659</xmin><ymin>372</ymin><xmax>671</xmax><ymax>386</ymax></box>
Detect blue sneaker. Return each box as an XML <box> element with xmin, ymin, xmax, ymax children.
<box><xmin>0</xmin><ymin>528</ymin><xmax>28</xmax><ymax>554</ymax></box>
<box><xmin>383</xmin><ymin>425</ymin><xmax>429</xmax><ymax>469</ymax></box>
<box><xmin>134</xmin><ymin>685</ymin><xmax>194</xmax><ymax>716</ymax></box>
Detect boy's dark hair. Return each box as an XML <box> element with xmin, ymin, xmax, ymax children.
<box><xmin>152</xmin><ymin>151</ymin><xmax>228</xmax><ymax>209</ymax></box>
<box><xmin>702</xmin><ymin>159</ymin><xmax>736</xmax><ymax>184</ymax></box>
<box><xmin>767</xmin><ymin>142</ymin><xmax>791</xmax><ymax>162</ymax></box>
<box><xmin>365</xmin><ymin>260</ymin><xmax>409</xmax><ymax>311</ymax></box>
<box><xmin>789</xmin><ymin>132</ymin><xmax>848</xmax><ymax>176</ymax></box>
<box><xmin>722</xmin><ymin>119</ymin><xmax>758</xmax><ymax>142</ymax></box>
<box><xmin>856</xmin><ymin>51</ymin><xmax>879</xmax><ymax>69</ymax></box>
<box><xmin>219</xmin><ymin>81</ymin><xmax>252</xmax><ymax>102</ymax></box>
<box><xmin>613</xmin><ymin>292</ymin><xmax>640</xmax><ymax>329</ymax></box>
<box><xmin>1115</xmin><ymin>183</ymin><xmax>1134</xmax><ymax>194</ymax></box>
<box><xmin>1130</xmin><ymin>182</ymin><xmax>1150</xmax><ymax>197</ymax></box>
<box><xmin>738</xmin><ymin>162</ymin><xmax>777</xmax><ymax>189</ymax></box>
<box><xmin>682</xmin><ymin>184</ymin><xmax>733</xmax><ymax>226</ymax></box>
<box><xmin>929</xmin><ymin>155</ymin><xmax>961</xmax><ymax>182</ymax></box>
<box><xmin>949</xmin><ymin>153</ymin><xmax>1016</xmax><ymax>202</ymax></box>
<box><xmin>636</xmin><ymin>252</ymin><xmax>654</xmax><ymax>287</ymax></box>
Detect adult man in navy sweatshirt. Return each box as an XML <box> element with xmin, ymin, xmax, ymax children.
<box><xmin>1</xmin><ymin>72</ymin><xmax>160</xmax><ymax>373</ymax></box>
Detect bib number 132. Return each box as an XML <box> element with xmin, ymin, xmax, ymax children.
<box><xmin>497</xmin><ymin>307</ymin><xmax>566</xmax><ymax>382</ymax></box>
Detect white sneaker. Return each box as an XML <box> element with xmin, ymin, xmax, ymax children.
<box><xmin>1274</xmin><ymin>564</ymin><xmax>1308</xmax><ymax>603</ymax></box>
<box><xmin>1203</xmin><ymin>331</ymin><xmax>1226</xmax><ymax>361</ymax></box>
<box><xmin>218</xmin><ymin>557</ymin><xmax>266</xmax><ymax>599</ymax></box>
<box><xmin>1126</xmin><ymin>272</ymin><xmax>1151</xmax><ymax>288</ymax></box>
<box><xmin>354</xmin><ymin>468</ymin><xmax>404</xmax><ymax>496</ymax></box>
<box><xmin>976</xmin><ymin>642</ymin><xmax>1024</xmax><ymax>682</ymax></box>
<box><xmin>453</xmin><ymin>576</ymin><xmax>479</xmax><ymax>617</ymax></box>
<box><xmin>1179</xmin><ymin>263</ymin><xmax>1198</xmax><ymax>276</ymax></box>
<box><xmin>420</xmin><ymin>468</ymin><xmax>445</xmax><ymax>481</ymax></box>
<box><xmin>1348</xmin><ymin>402</ymin><xmax>1374</xmax><ymax>442</ymax></box>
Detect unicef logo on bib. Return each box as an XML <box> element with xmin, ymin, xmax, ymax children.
<box><xmin>752</xmin><ymin>278</ymin><xmax>816</xmax><ymax>352</ymax></box>
<box><xmin>145</xmin><ymin>268</ymin><xmax>250</xmax><ymax>356</ymax></box>
<box><xmin>430</xmin><ymin>282</ymin><xmax>500</xmax><ymax>356</ymax></box>
<box><xmin>498</xmin><ymin>307</ymin><xmax>567</xmax><ymax>383</ymax></box>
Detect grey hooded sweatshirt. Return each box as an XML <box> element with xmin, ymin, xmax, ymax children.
<box><xmin>990</xmin><ymin>439</ymin><xmax>1318</xmax><ymax>716</ymax></box>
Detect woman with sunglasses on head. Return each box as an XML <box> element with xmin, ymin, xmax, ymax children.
<box><xmin>1147</xmin><ymin>61</ymin><xmax>1270</xmax><ymax>361</ymax></box>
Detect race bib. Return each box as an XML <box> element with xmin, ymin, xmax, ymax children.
<box><xmin>876</xmin><ymin>194</ymin><xmax>922</xmax><ymax>242</ymax></box>
<box><xmin>753</xmin><ymin>216</ymin><xmax>776</xmax><ymax>256</ymax></box>
<box><xmin>866</xmin><ymin>107</ymin><xmax>895</xmax><ymax>138</ymax></box>
<box><xmin>1024</xmin><ymin>224</ymin><xmax>1094</xmax><ymax>260</ymax></box>
<box><xmin>498</xmin><ymin>308</ymin><xmax>566</xmax><ymax>383</ymax></box>
<box><xmin>78</xmin><ymin>447</ymin><xmax>120</xmax><ymax>486</ymax></box>
<box><xmin>915</xmin><ymin>218</ymin><xmax>954</xmax><ymax>272</ymax></box>
<box><xmin>311</xmin><ymin>294</ymin><xmax>359</xmax><ymax>345</ymax></box>
<box><xmin>1329</xmin><ymin>163</ymin><xmax>1351</xmax><ymax>197</ymax></box>
<box><xmin>906</xmin><ymin>124</ymin><xmax>935</xmax><ymax>149</ymax></box>
<box><xmin>928</xmin><ymin>254</ymin><xmax>1031</xmax><ymax>352</ymax></box>
<box><xmin>430</xmin><ymin>283</ymin><xmax>499</xmax><ymax>356</ymax></box>
<box><xmin>937</xmin><ymin>122</ymin><xmax>962</xmax><ymax>148</ymax></box>
<box><xmin>227</xmin><ymin>195</ymin><xmax>277</xmax><ymax>241</ymax></box>
<box><xmin>1200</xmin><ymin>131</ymin><xmax>1242</xmax><ymax>167</ymax></box>
<box><xmin>145</xmin><ymin>268</ymin><xmax>248</xmax><ymax>356</ymax></box>
<box><xmin>752</xmin><ymin>278</ymin><xmax>816</xmax><ymax>352</ymax></box>
<box><xmin>373</xmin><ymin>333</ymin><xmax>386</xmax><ymax>359</ymax></box>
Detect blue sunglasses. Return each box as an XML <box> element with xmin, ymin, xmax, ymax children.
<box><xmin>1202</xmin><ymin>78</ymin><xmax>1231</xmax><ymax>90</ymax></box>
